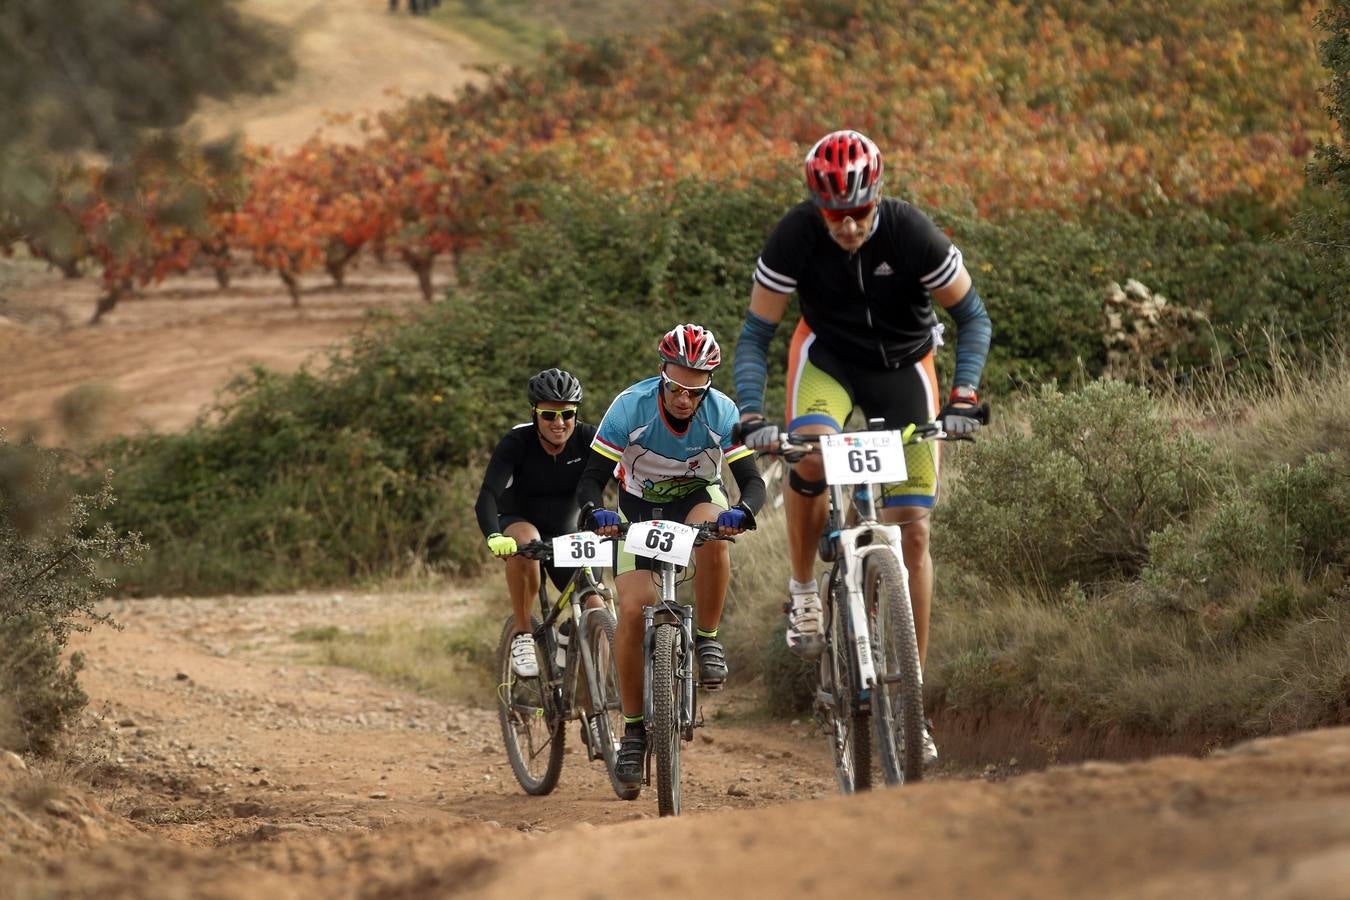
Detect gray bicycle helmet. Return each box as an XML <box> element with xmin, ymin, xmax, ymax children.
<box><xmin>527</xmin><ymin>368</ymin><xmax>583</xmax><ymax>405</ymax></box>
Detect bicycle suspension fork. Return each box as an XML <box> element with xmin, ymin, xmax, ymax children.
<box><xmin>642</xmin><ymin>565</ymin><xmax>695</xmax><ymax>731</ymax></box>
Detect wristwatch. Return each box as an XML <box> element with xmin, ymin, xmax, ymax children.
<box><xmin>949</xmin><ymin>385</ymin><xmax>979</xmax><ymax>405</ymax></box>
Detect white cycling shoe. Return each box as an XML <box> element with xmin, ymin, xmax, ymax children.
<box><xmin>784</xmin><ymin>589</ymin><xmax>826</xmax><ymax>660</ymax></box>
<box><xmin>509</xmin><ymin>632</ymin><xmax>539</xmax><ymax>678</ymax></box>
<box><xmin>922</xmin><ymin>720</ymin><xmax>939</xmax><ymax>768</ymax></box>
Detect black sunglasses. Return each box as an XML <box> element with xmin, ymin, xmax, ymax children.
<box><xmin>534</xmin><ymin>406</ymin><xmax>578</xmax><ymax>422</ymax></box>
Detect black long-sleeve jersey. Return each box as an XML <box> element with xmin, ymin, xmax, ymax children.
<box><xmin>474</xmin><ymin>421</ymin><xmax>598</xmax><ymax>538</ymax></box>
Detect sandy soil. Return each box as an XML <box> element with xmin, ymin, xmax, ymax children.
<box><xmin>194</xmin><ymin>0</ymin><xmax>498</xmax><ymax>149</ymax></box>
<box><xmin>3</xmin><ymin>591</ymin><xmax>1349</xmax><ymax>899</ymax></box>
<box><xmin>0</xmin><ymin>262</ymin><xmax>441</xmax><ymax>445</ymax></box>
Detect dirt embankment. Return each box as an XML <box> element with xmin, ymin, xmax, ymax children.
<box><xmin>3</xmin><ymin>592</ymin><xmax>1350</xmax><ymax>899</ymax></box>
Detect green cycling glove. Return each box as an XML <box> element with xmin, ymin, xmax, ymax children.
<box><xmin>486</xmin><ymin>533</ymin><xmax>517</xmax><ymax>557</ymax></box>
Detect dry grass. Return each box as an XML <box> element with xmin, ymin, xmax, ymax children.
<box><xmin>293</xmin><ymin>605</ymin><xmax>501</xmax><ymax>707</ymax></box>
<box><xmin>927</xmin><ymin>356</ymin><xmax>1350</xmax><ymax>739</ymax></box>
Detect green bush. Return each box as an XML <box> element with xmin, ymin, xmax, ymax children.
<box><xmin>94</xmin><ymin>173</ymin><xmax>1349</xmax><ymax>597</ymax></box>
<box><xmin>936</xmin><ymin>379</ymin><xmax>1216</xmax><ymax>593</ymax></box>
<box><xmin>1144</xmin><ymin>451</ymin><xmax>1350</xmax><ymax>609</ymax></box>
<box><xmin>0</xmin><ymin>436</ymin><xmax>142</xmax><ymax>753</ymax></box>
<box><xmin>944</xmin><ymin>206</ymin><xmax>1350</xmax><ymax>390</ymax></box>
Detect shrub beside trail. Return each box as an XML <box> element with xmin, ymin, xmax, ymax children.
<box><xmin>922</xmin><ymin>364</ymin><xmax>1350</xmax><ymax>743</ymax></box>
<box><xmin>0</xmin><ymin>436</ymin><xmax>143</xmax><ymax>754</ymax></box>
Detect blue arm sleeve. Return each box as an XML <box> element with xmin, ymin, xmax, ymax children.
<box><xmin>733</xmin><ymin>311</ymin><xmax>778</xmax><ymax>416</ymax></box>
<box><xmin>947</xmin><ymin>284</ymin><xmax>993</xmax><ymax>389</ymax></box>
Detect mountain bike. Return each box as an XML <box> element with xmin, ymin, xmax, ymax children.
<box><xmin>495</xmin><ymin>534</ymin><xmax>637</xmax><ymax>800</ymax></box>
<box><xmin>614</xmin><ymin>518</ymin><xmax>732</xmax><ymax>817</ymax></box>
<box><xmin>768</xmin><ymin>408</ymin><xmax>988</xmax><ymax>792</ymax></box>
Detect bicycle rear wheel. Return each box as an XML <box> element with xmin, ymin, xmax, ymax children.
<box><xmin>651</xmin><ymin>623</ymin><xmax>683</xmax><ymax>817</ymax></box>
<box><xmin>495</xmin><ymin>616</ymin><xmax>565</xmax><ymax>795</ymax></box>
<box><xmin>584</xmin><ymin>606</ymin><xmax>639</xmax><ymax>800</ymax></box>
<box><xmin>824</xmin><ymin>569</ymin><xmax>871</xmax><ymax>793</ymax></box>
<box><xmin>866</xmin><ymin>552</ymin><xmax>925</xmax><ymax>785</ymax></box>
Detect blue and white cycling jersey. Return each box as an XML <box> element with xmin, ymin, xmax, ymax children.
<box><xmin>592</xmin><ymin>376</ymin><xmax>752</xmax><ymax>504</ymax></box>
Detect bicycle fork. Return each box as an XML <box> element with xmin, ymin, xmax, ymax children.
<box><xmin>641</xmin><ymin>568</ymin><xmax>696</xmax><ymax>739</ymax></box>
<box><xmin>835</xmin><ymin>523</ymin><xmax>907</xmax><ymax>691</ymax></box>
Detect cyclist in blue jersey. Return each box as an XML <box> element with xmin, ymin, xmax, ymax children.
<box><xmin>577</xmin><ymin>323</ymin><xmax>766</xmax><ymax>787</ymax></box>
<box><xmin>734</xmin><ymin>130</ymin><xmax>993</xmax><ymax>767</ymax></box>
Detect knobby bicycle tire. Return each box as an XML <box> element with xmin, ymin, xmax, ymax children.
<box><xmin>495</xmin><ymin>615</ymin><xmax>565</xmax><ymax>795</ymax></box>
<box><xmin>584</xmin><ymin>607</ymin><xmax>639</xmax><ymax>801</ymax></box>
<box><xmin>825</xmin><ymin>569</ymin><xmax>872</xmax><ymax>792</ymax></box>
<box><xmin>651</xmin><ymin>623</ymin><xmax>683</xmax><ymax>817</ymax></box>
<box><xmin>865</xmin><ymin>552</ymin><xmax>926</xmax><ymax>785</ymax></box>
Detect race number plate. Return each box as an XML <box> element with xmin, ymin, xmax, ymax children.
<box><xmin>623</xmin><ymin>520</ymin><xmax>696</xmax><ymax>566</ymax></box>
<box><xmin>551</xmin><ymin>532</ymin><xmax>608</xmax><ymax>568</ymax></box>
<box><xmin>820</xmin><ymin>431</ymin><xmax>908</xmax><ymax>485</ymax></box>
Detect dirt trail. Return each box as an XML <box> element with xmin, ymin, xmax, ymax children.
<box><xmin>4</xmin><ymin>591</ymin><xmax>1350</xmax><ymax>898</ymax></box>
<box><xmin>194</xmin><ymin>0</ymin><xmax>497</xmax><ymax>149</ymax></box>
<box><xmin>1</xmin><ymin>589</ymin><xmax>837</xmax><ymax>896</ymax></box>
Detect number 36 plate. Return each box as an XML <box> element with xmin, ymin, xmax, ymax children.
<box><xmin>551</xmin><ymin>532</ymin><xmax>610</xmax><ymax>568</ymax></box>
<box><xmin>820</xmin><ymin>431</ymin><xmax>908</xmax><ymax>485</ymax></box>
<box><xmin>623</xmin><ymin>520</ymin><xmax>696</xmax><ymax>566</ymax></box>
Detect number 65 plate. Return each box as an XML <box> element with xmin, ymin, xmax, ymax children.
<box><xmin>551</xmin><ymin>532</ymin><xmax>609</xmax><ymax>568</ymax></box>
<box><xmin>623</xmin><ymin>520</ymin><xmax>696</xmax><ymax>566</ymax></box>
<box><xmin>820</xmin><ymin>431</ymin><xmax>908</xmax><ymax>485</ymax></box>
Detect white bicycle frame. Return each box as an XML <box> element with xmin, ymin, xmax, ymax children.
<box><xmin>829</xmin><ymin>483</ymin><xmax>910</xmax><ymax>692</ymax></box>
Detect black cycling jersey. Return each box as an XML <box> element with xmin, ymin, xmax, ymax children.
<box><xmin>475</xmin><ymin>421</ymin><xmax>598</xmax><ymax>539</ymax></box>
<box><xmin>753</xmin><ymin>198</ymin><xmax>963</xmax><ymax>370</ymax></box>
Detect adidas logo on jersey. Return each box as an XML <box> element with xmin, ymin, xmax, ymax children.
<box><xmin>873</xmin><ymin>261</ymin><xmax>895</xmax><ymax>276</ymax></box>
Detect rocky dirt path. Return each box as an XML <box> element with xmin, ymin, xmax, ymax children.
<box><xmin>4</xmin><ymin>590</ymin><xmax>1350</xmax><ymax>898</ymax></box>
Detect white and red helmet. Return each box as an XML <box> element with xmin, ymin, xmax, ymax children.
<box><xmin>804</xmin><ymin>130</ymin><xmax>884</xmax><ymax>210</ymax></box>
<box><xmin>658</xmin><ymin>323</ymin><xmax>722</xmax><ymax>372</ymax></box>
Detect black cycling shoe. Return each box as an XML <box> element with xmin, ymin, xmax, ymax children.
<box><xmin>696</xmin><ymin>636</ymin><xmax>729</xmax><ymax>691</ymax></box>
<box><xmin>615</xmin><ymin>727</ymin><xmax>646</xmax><ymax>786</ymax></box>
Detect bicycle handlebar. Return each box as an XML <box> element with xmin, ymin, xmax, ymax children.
<box><xmin>607</xmin><ymin>520</ymin><xmax>736</xmax><ymax>545</ymax></box>
<box><xmin>512</xmin><ymin>521</ymin><xmax>735</xmax><ymax>561</ymax></box>
<box><xmin>511</xmin><ymin>540</ymin><xmax>554</xmax><ymax>561</ymax></box>
<box><xmin>758</xmin><ymin>402</ymin><xmax>991</xmax><ymax>463</ymax></box>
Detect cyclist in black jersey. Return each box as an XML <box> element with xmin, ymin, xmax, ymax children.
<box><xmin>733</xmin><ymin>130</ymin><xmax>993</xmax><ymax>767</ymax></box>
<box><xmin>475</xmin><ymin>368</ymin><xmax>598</xmax><ymax>678</ymax></box>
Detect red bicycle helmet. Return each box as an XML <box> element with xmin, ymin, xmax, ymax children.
<box><xmin>803</xmin><ymin>130</ymin><xmax>883</xmax><ymax>210</ymax></box>
<box><xmin>658</xmin><ymin>323</ymin><xmax>721</xmax><ymax>371</ymax></box>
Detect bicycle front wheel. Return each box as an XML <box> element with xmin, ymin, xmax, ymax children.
<box><xmin>866</xmin><ymin>552</ymin><xmax>926</xmax><ymax>785</ymax></box>
<box><xmin>496</xmin><ymin>616</ymin><xmax>565</xmax><ymax>795</ymax></box>
<box><xmin>651</xmin><ymin>623</ymin><xmax>683</xmax><ymax>817</ymax></box>
<box><xmin>584</xmin><ymin>607</ymin><xmax>639</xmax><ymax>801</ymax></box>
<box><xmin>825</xmin><ymin>570</ymin><xmax>871</xmax><ymax>793</ymax></box>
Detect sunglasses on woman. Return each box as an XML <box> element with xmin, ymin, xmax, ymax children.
<box><xmin>534</xmin><ymin>406</ymin><xmax>578</xmax><ymax>421</ymax></box>
<box><xmin>660</xmin><ymin>372</ymin><xmax>711</xmax><ymax>400</ymax></box>
<box><xmin>820</xmin><ymin>201</ymin><xmax>877</xmax><ymax>224</ymax></box>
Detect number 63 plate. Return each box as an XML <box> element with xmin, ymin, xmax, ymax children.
<box><xmin>820</xmin><ymin>431</ymin><xmax>908</xmax><ymax>485</ymax></box>
<box><xmin>623</xmin><ymin>520</ymin><xmax>696</xmax><ymax>566</ymax></box>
